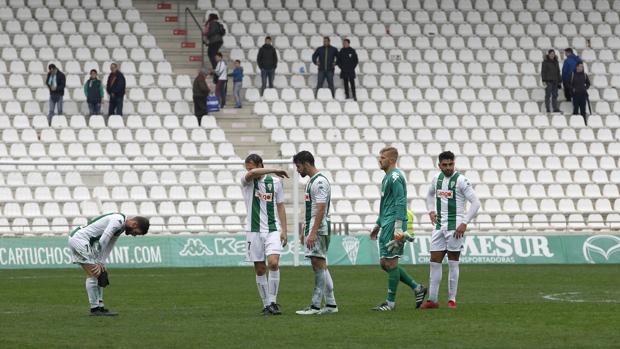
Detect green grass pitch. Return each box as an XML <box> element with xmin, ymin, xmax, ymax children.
<box><xmin>0</xmin><ymin>265</ymin><xmax>618</xmax><ymax>349</ymax></box>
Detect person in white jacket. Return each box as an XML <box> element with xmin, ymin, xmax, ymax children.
<box><xmin>68</xmin><ymin>213</ymin><xmax>149</xmax><ymax>316</ymax></box>
<box><xmin>420</xmin><ymin>151</ymin><xmax>480</xmax><ymax>310</ymax></box>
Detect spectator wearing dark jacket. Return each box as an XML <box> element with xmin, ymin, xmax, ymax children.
<box><xmin>46</xmin><ymin>63</ymin><xmax>65</xmax><ymax>124</ymax></box>
<box><xmin>83</xmin><ymin>69</ymin><xmax>104</xmax><ymax>116</ymax></box>
<box><xmin>561</xmin><ymin>48</ymin><xmax>582</xmax><ymax>101</ymax></box>
<box><xmin>106</xmin><ymin>63</ymin><xmax>126</xmax><ymax>116</ymax></box>
<box><xmin>204</xmin><ymin>13</ymin><xmax>225</xmax><ymax>69</ymax></box>
<box><xmin>312</xmin><ymin>37</ymin><xmax>339</xmax><ymax>98</ymax></box>
<box><xmin>541</xmin><ymin>49</ymin><xmax>561</xmax><ymax>113</ymax></box>
<box><xmin>337</xmin><ymin>39</ymin><xmax>359</xmax><ymax>101</ymax></box>
<box><xmin>571</xmin><ymin>62</ymin><xmax>590</xmax><ymax>124</ymax></box>
<box><xmin>257</xmin><ymin>36</ymin><xmax>278</xmax><ymax>96</ymax></box>
<box><xmin>193</xmin><ymin>69</ymin><xmax>210</xmax><ymax>124</ymax></box>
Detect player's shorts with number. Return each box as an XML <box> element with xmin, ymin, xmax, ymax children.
<box><xmin>245</xmin><ymin>231</ymin><xmax>283</xmax><ymax>262</ymax></box>
<box><xmin>430</xmin><ymin>229</ymin><xmax>463</xmax><ymax>252</ymax></box>
<box><xmin>379</xmin><ymin>221</ymin><xmax>404</xmax><ymax>259</ymax></box>
<box><xmin>68</xmin><ymin>236</ymin><xmax>98</xmax><ymax>264</ymax></box>
<box><xmin>304</xmin><ymin>234</ymin><xmax>330</xmax><ymax>259</ymax></box>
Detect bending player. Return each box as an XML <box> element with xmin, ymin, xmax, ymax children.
<box><xmin>370</xmin><ymin>146</ymin><xmax>427</xmax><ymax>311</ymax></box>
<box><xmin>293</xmin><ymin>151</ymin><xmax>338</xmax><ymax>315</ymax></box>
<box><xmin>68</xmin><ymin>213</ymin><xmax>149</xmax><ymax>316</ymax></box>
<box><xmin>421</xmin><ymin>151</ymin><xmax>480</xmax><ymax>309</ymax></box>
<box><xmin>241</xmin><ymin>154</ymin><xmax>288</xmax><ymax>316</ymax></box>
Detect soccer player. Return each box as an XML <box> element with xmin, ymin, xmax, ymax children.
<box><xmin>421</xmin><ymin>151</ymin><xmax>480</xmax><ymax>309</ymax></box>
<box><xmin>68</xmin><ymin>213</ymin><xmax>149</xmax><ymax>316</ymax></box>
<box><xmin>370</xmin><ymin>146</ymin><xmax>427</xmax><ymax>311</ymax></box>
<box><xmin>241</xmin><ymin>154</ymin><xmax>289</xmax><ymax>316</ymax></box>
<box><xmin>293</xmin><ymin>151</ymin><xmax>338</xmax><ymax>315</ymax></box>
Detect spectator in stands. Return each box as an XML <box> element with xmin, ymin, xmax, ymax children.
<box><xmin>106</xmin><ymin>63</ymin><xmax>126</xmax><ymax>117</ymax></box>
<box><xmin>204</xmin><ymin>13</ymin><xmax>226</xmax><ymax>69</ymax></box>
<box><xmin>540</xmin><ymin>49</ymin><xmax>561</xmax><ymax>113</ymax></box>
<box><xmin>193</xmin><ymin>69</ymin><xmax>210</xmax><ymax>123</ymax></box>
<box><xmin>561</xmin><ymin>48</ymin><xmax>581</xmax><ymax>102</ymax></box>
<box><xmin>312</xmin><ymin>37</ymin><xmax>339</xmax><ymax>98</ymax></box>
<box><xmin>84</xmin><ymin>69</ymin><xmax>104</xmax><ymax>117</ymax></box>
<box><xmin>257</xmin><ymin>36</ymin><xmax>278</xmax><ymax>97</ymax></box>
<box><xmin>229</xmin><ymin>60</ymin><xmax>244</xmax><ymax>108</ymax></box>
<box><xmin>214</xmin><ymin>52</ymin><xmax>228</xmax><ymax>108</ymax></box>
<box><xmin>337</xmin><ymin>39</ymin><xmax>359</xmax><ymax>101</ymax></box>
<box><xmin>46</xmin><ymin>64</ymin><xmax>65</xmax><ymax>125</ymax></box>
<box><xmin>571</xmin><ymin>62</ymin><xmax>590</xmax><ymax>124</ymax></box>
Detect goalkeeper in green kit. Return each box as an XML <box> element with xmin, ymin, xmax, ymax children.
<box><xmin>370</xmin><ymin>146</ymin><xmax>427</xmax><ymax>311</ymax></box>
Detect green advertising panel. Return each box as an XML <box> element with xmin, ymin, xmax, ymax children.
<box><xmin>0</xmin><ymin>234</ymin><xmax>618</xmax><ymax>269</ymax></box>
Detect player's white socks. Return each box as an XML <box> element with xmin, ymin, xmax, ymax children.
<box><xmin>448</xmin><ymin>260</ymin><xmax>460</xmax><ymax>302</ymax></box>
<box><xmin>85</xmin><ymin>277</ymin><xmax>99</xmax><ymax>309</ymax></box>
<box><xmin>256</xmin><ymin>274</ymin><xmax>269</xmax><ymax>307</ymax></box>
<box><xmin>429</xmin><ymin>262</ymin><xmax>443</xmax><ymax>303</ymax></box>
<box><xmin>323</xmin><ymin>269</ymin><xmax>336</xmax><ymax>306</ymax></box>
<box><xmin>268</xmin><ymin>269</ymin><xmax>280</xmax><ymax>304</ymax></box>
<box><xmin>311</xmin><ymin>269</ymin><xmax>327</xmax><ymax>308</ymax></box>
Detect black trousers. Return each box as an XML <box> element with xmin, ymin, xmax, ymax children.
<box><xmin>343</xmin><ymin>76</ymin><xmax>356</xmax><ymax>100</ymax></box>
<box><xmin>572</xmin><ymin>93</ymin><xmax>587</xmax><ymax>117</ymax></box>
<box><xmin>207</xmin><ymin>42</ymin><xmax>223</xmax><ymax>68</ymax></box>
<box><xmin>193</xmin><ymin>95</ymin><xmax>207</xmax><ymax>124</ymax></box>
<box><xmin>108</xmin><ymin>95</ymin><xmax>123</xmax><ymax>116</ymax></box>
<box><xmin>562</xmin><ymin>79</ymin><xmax>572</xmax><ymax>101</ymax></box>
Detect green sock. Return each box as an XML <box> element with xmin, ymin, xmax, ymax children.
<box><xmin>386</xmin><ymin>267</ymin><xmax>400</xmax><ymax>303</ymax></box>
<box><xmin>398</xmin><ymin>266</ymin><xmax>419</xmax><ymax>290</ymax></box>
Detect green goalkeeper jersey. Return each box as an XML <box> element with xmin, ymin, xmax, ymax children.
<box><xmin>376</xmin><ymin>167</ymin><xmax>408</xmax><ymax>228</ymax></box>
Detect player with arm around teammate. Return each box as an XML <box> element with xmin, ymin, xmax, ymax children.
<box><xmin>420</xmin><ymin>151</ymin><xmax>480</xmax><ymax>309</ymax></box>
<box><xmin>293</xmin><ymin>151</ymin><xmax>338</xmax><ymax>315</ymax></box>
<box><xmin>241</xmin><ymin>154</ymin><xmax>289</xmax><ymax>316</ymax></box>
<box><xmin>369</xmin><ymin>146</ymin><xmax>427</xmax><ymax>311</ymax></box>
<box><xmin>68</xmin><ymin>213</ymin><xmax>149</xmax><ymax>316</ymax></box>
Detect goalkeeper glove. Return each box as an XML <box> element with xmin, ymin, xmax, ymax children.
<box><xmin>386</xmin><ymin>239</ymin><xmax>404</xmax><ymax>253</ymax></box>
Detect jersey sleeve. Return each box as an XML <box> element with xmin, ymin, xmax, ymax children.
<box><xmin>239</xmin><ymin>172</ymin><xmax>251</xmax><ymax>187</ymax></box>
<box><xmin>459</xmin><ymin>176</ymin><xmax>481</xmax><ymax>224</ymax></box>
<box><xmin>98</xmin><ymin>215</ymin><xmax>124</xmax><ymax>263</ymax></box>
<box><xmin>275</xmin><ymin>179</ymin><xmax>285</xmax><ymax>204</ymax></box>
<box><xmin>312</xmin><ymin>178</ymin><xmax>330</xmax><ymax>204</ymax></box>
<box><xmin>391</xmin><ymin>172</ymin><xmax>408</xmax><ymax>222</ymax></box>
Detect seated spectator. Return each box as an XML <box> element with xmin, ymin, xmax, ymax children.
<box><xmin>84</xmin><ymin>69</ymin><xmax>104</xmax><ymax>117</ymax></box>
<box><xmin>214</xmin><ymin>52</ymin><xmax>228</xmax><ymax>108</ymax></box>
<box><xmin>193</xmin><ymin>69</ymin><xmax>210</xmax><ymax>123</ymax></box>
<box><xmin>46</xmin><ymin>64</ymin><xmax>65</xmax><ymax>125</ymax></box>
<box><xmin>229</xmin><ymin>60</ymin><xmax>244</xmax><ymax>108</ymax></box>
<box><xmin>571</xmin><ymin>62</ymin><xmax>590</xmax><ymax>124</ymax></box>
<box><xmin>541</xmin><ymin>50</ymin><xmax>561</xmax><ymax>113</ymax></box>
<box><xmin>561</xmin><ymin>48</ymin><xmax>581</xmax><ymax>102</ymax></box>
<box><xmin>312</xmin><ymin>37</ymin><xmax>338</xmax><ymax>98</ymax></box>
<box><xmin>257</xmin><ymin>36</ymin><xmax>278</xmax><ymax>96</ymax></box>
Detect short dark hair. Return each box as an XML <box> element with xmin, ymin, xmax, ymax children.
<box><xmin>48</xmin><ymin>64</ymin><xmax>57</xmax><ymax>70</ymax></box>
<box><xmin>438</xmin><ymin>151</ymin><xmax>455</xmax><ymax>162</ymax></box>
<box><xmin>245</xmin><ymin>153</ymin><xmax>263</xmax><ymax>167</ymax></box>
<box><xmin>323</xmin><ymin>36</ymin><xmax>330</xmax><ymax>41</ymax></box>
<box><xmin>565</xmin><ymin>48</ymin><xmax>574</xmax><ymax>54</ymax></box>
<box><xmin>265</xmin><ymin>36</ymin><xmax>272</xmax><ymax>41</ymax></box>
<box><xmin>234</xmin><ymin>59</ymin><xmax>241</xmax><ymax>63</ymax></box>
<box><xmin>293</xmin><ymin>151</ymin><xmax>315</xmax><ymax>166</ymax></box>
<box><xmin>343</xmin><ymin>38</ymin><xmax>350</xmax><ymax>44</ymax></box>
<box><xmin>133</xmin><ymin>216</ymin><xmax>150</xmax><ymax>234</ymax></box>
<box><xmin>208</xmin><ymin>13</ymin><xmax>219</xmax><ymax>21</ymax></box>
<box><xmin>216</xmin><ymin>52</ymin><xmax>223</xmax><ymax>58</ymax></box>
<box><xmin>90</xmin><ymin>69</ymin><xmax>97</xmax><ymax>74</ymax></box>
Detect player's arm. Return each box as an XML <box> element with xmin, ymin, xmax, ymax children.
<box><xmin>426</xmin><ymin>178</ymin><xmax>437</xmax><ymax>225</ymax></box>
<box><xmin>306</xmin><ymin>203</ymin><xmax>325</xmax><ymax>248</ymax></box>
<box><xmin>391</xmin><ymin>176</ymin><xmax>408</xmax><ymax>239</ymax></box>
<box><xmin>243</xmin><ymin>168</ymin><xmax>289</xmax><ymax>182</ymax></box>
<box><xmin>97</xmin><ymin>218</ymin><xmax>123</xmax><ymax>264</ymax></box>
<box><xmin>275</xmin><ymin>181</ymin><xmax>288</xmax><ymax>247</ymax></box>
<box><xmin>455</xmin><ymin>178</ymin><xmax>481</xmax><ymax>238</ymax></box>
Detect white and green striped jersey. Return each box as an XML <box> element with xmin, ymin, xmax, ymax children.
<box><xmin>426</xmin><ymin>172</ymin><xmax>480</xmax><ymax>231</ymax></box>
<box><xmin>69</xmin><ymin>213</ymin><xmax>126</xmax><ymax>262</ymax></box>
<box><xmin>241</xmin><ymin>174</ymin><xmax>285</xmax><ymax>233</ymax></box>
<box><xmin>304</xmin><ymin>172</ymin><xmax>331</xmax><ymax>236</ymax></box>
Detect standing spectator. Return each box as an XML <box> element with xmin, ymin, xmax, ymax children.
<box><xmin>312</xmin><ymin>37</ymin><xmax>339</xmax><ymax>98</ymax></box>
<box><xmin>337</xmin><ymin>39</ymin><xmax>359</xmax><ymax>101</ymax></box>
<box><xmin>106</xmin><ymin>63</ymin><xmax>126</xmax><ymax>117</ymax></box>
<box><xmin>83</xmin><ymin>69</ymin><xmax>104</xmax><ymax>116</ymax></box>
<box><xmin>571</xmin><ymin>62</ymin><xmax>590</xmax><ymax>124</ymax></box>
<box><xmin>561</xmin><ymin>48</ymin><xmax>581</xmax><ymax>102</ymax></box>
<box><xmin>540</xmin><ymin>49</ymin><xmax>561</xmax><ymax>113</ymax></box>
<box><xmin>257</xmin><ymin>36</ymin><xmax>278</xmax><ymax>97</ymax></box>
<box><xmin>46</xmin><ymin>63</ymin><xmax>65</xmax><ymax>125</ymax></box>
<box><xmin>192</xmin><ymin>69</ymin><xmax>210</xmax><ymax>123</ymax></box>
<box><xmin>214</xmin><ymin>52</ymin><xmax>228</xmax><ymax>108</ymax></box>
<box><xmin>204</xmin><ymin>13</ymin><xmax>225</xmax><ymax>69</ymax></box>
<box><xmin>229</xmin><ymin>60</ymin><xmax>244</xmax><ymax>108</ymax></box>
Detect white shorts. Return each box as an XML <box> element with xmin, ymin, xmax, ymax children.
<box><xmin>430</xmin><ymin>230</ymin><xmax>464</xmax><ymax>252</ymax></box>
<box><xmin>68</xmin><ymin>237</ymin><xmax>98</xmax><ymax>265</ymax></box>
<box><xmin>245</xmin><ymin>231</ymin><xmax>283</xmax><ymax>262</ymax></box>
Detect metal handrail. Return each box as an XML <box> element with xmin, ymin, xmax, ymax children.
<box><xmin>183</xmin><ymin>6</ymin><xmax>206</xmax><ymax>68</ymax></box>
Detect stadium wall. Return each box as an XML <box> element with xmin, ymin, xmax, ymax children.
<box><xmin>0</xmin><ymin>234</ymin><xmax>618</xmax><ymax>269</ymax></box>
